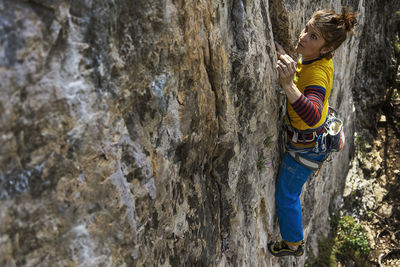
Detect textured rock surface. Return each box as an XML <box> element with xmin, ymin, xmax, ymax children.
<box><xmin>0</xmin><ymin>0</ymin><xmax>398</xmax><ymax>266</ymax></box>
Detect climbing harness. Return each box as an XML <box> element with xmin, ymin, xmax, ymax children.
<box><xmin>286</xmin><ymin>122</ymin><xmax>326</xmax><ymax>144</ymax></box>
<box><xmin>285</xmin><ymin>105</ymin><xmax>328</xmax><ymax>145</ymax></box>
<box><xmin>287</xmin><ymin>150</ymin><xmax>322</xmax><ymax>171</ymax></box>
<box><xmin>285</xmin><ymin>107</ymin><xmax>345</xmax><ymax>171</ymax></box>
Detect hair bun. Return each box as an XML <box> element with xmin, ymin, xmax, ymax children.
<box><xmin>340</xmin><ymin>7</ymin><xmax>358</xmax><ymax>32</ymax></box>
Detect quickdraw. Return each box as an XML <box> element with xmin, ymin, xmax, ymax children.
<box><xmin>313</xmin><ymin>107</ymin><xmax>344</xmax><ymax>153</ymax></box>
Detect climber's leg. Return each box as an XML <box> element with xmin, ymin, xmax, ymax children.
<box><xmin>275</xmin><ymin>151</ymin><xmax>313</xmax><ymax>243</ymax></box>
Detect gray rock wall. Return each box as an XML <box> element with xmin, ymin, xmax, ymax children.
<box><xmin>0</xmin><ymin>0</ymin><xmax>398</xmax><ymax>266</ymax></box>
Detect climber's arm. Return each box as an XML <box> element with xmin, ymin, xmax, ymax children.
<box><xmin>291</xmin><ymin>86</ymin><xmax>325</xmax><ymax>127</ymax></box>
<box><xmin>277</xmin><ymin>75</ymin><xmax>302</xmax><ymax>104</ymax></box>
<box><xmin>278</xmin><ymin>62</ymin><xmax>325</xmax><ymax>127</ymax></box>
<box><xmin>275</xmin><ymin>42</ymin><xmax>325</xmax><ymax>127</ymax></box>
<box><xmin>275</xmin><ymin>47</ymin><xmax>301</xmax><ymax>104</ymax></box>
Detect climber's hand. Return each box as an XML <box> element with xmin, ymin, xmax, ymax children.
<box><xmin>276</xmin><ymin>52</ymin><xmax>297</xmax><ymax>88</ymax></box>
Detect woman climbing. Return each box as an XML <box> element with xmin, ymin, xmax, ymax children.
<box><xmin>267</xmin><ymin>8</ymin><xmax>357</xmax><ymax>257</ymax></box>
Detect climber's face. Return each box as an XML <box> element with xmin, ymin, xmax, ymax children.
<box><xmin>296</xmin><ymin>19</ymin><xmax>329</xmax><ymax>60</ymax></box>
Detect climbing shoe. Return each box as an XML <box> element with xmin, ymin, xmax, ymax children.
<box><xmin>267</xmin><ymin>240</ymin><xmax>304</xmax><ymax>257</ymax></box>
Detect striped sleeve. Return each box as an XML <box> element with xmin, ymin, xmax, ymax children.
<box><xmin>291</xmin><ymin>85</ymin><xmax>326</xmax><ymax>127</ymax></box>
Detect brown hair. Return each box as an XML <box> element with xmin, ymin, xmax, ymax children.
<box><xmin>312</xmin><ymin>7</ymin><xmax>358</xmax><ymax>59</ymax></box>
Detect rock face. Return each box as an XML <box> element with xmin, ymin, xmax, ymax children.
<box><xmin>0</xmin><ymin>0</ymin><xmax>398</xmax><ymax>266</ymax></box>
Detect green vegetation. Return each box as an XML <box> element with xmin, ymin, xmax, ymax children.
<box><xmin>395</xmin><ymin>42</ymin><xmax>400</xmax><ymax>54</ymax></box>
<box><xmin>263</xmin><ymin>135</ymin><xmax>274</xmax><ymax>148</ymax></box>
<box><xmin>257</xmin><ymin>156</ymin><xmax>267</xmax><ymax>171</ymax></box>
<box><xmin>354</xmin><ymin>134</ymin><xmax>364</xmax><ymax>146</ymax></box>
<box><xmin>305</xmin><ymin>215</ymin><xmax>370</xmax><ymax>267</ymax></box>
<box><xmin>305</xmin><ymin>236</ymin><xmax>336</xmax><ymax>267</ymax></box>
<box><xmin>257</xmin><ymin>135</ymin><xmax>274</xmax><ymax>171</ymax></box>
<box><xmin>395</xmin><ymin>11</ymin><xmax>400</xmax><ymax>54</ymax></box>
<box><xmin>354</xmin><ymin>134</ymin><xmax>370</xmax><ymax>157</ymax></box>
<box><xmin>335</xmin><ymin>216</ymin><xmax>370</xmax><ymax>260</ymax></box>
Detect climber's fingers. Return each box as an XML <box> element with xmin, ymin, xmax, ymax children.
<box><xmin>279</xmin><ymin>54</ymin><xmax>295</xmax><ymax>65</ymax></box>
<box><xmin>279</xmin><ymin>54</ymin><xmax>297</xmax><ymax>74</ymax></box>
<box><xmin>275</xmin><ymin>41</ymin><xmax>286</xmax><ymax>56</ymax></box>
<box><xmin>277</xmin><ymin>60</ymin><xmax>290</xmax><ymax>77</ymax></box>
<box><xmin>277</xmin><ymin>60</ymin><xmax>285</xmax><ymax>70</ymax></box>
<box><xmin>277</xmin><ymin>56</ymin><xmax>296</xmax><ymax>78</ymax></box>
<box><xmin>276</xmin><ymin>64</ymin><xmax>285</xmax><ymax>79</ymax></box>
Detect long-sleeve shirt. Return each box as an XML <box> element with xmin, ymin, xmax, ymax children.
<box><xmin>286</xmin><ymin>57</ymin><xmax>334</xmax><ymax>131</ymax></box>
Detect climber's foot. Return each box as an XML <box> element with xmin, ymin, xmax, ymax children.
<box><xmin>267</xmin><ymin>240</ymin><xmax>304</xmax><ymax>257</ymax></box>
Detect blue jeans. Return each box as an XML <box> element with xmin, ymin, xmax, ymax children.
<box><xmin>276</xmin><ymin>145</ymin><xmax>326</xmax><ymax>244</ymax></box>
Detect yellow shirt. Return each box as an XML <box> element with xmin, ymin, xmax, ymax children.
<box><xmin>286</xmin><ymin>57</ymin><xmax>334</xmax><ymax>131</ymax></box>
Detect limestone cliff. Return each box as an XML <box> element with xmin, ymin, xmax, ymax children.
<box><xmin>0</xmin><ymin>0</ymin><xmax>398</xmax><ymax>266</ymax></box>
